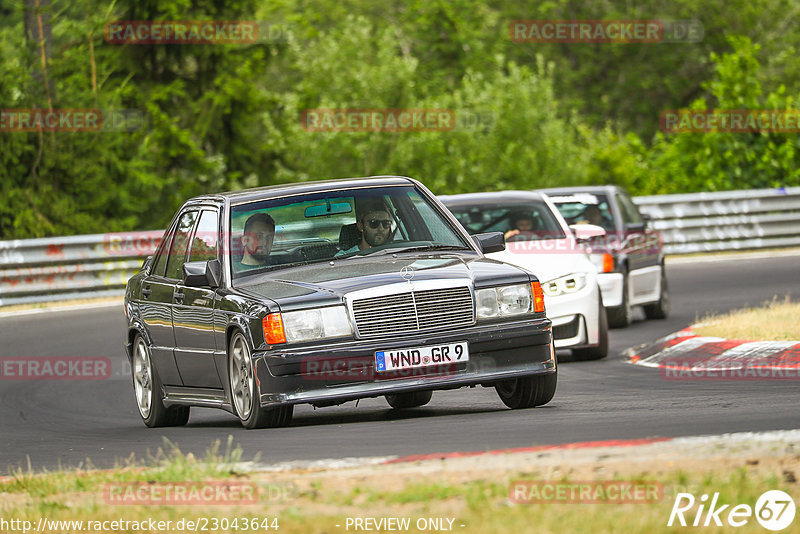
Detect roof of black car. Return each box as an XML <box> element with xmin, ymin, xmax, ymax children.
<box><xmin>188</xmin><ymin>176</ymin><xmax>416</xmax><ymax>204</ymax></box>
<box><xmin>439</xmin><ymin>190</ymin><xmax>547</xmax><ymax>207</ymax></box>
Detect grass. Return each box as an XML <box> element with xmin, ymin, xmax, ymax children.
<box><xmin>1</xmin><ymin>436</ymin><xmax>246</xmax><ymax>498</ymax></box>
<box><xmin>2</xmin><ymin>439</ymin><xmax>798</xmax><ymax>534</ymax></box>
<box><xmin>692</xmin><ymin>297</ymin><xmax>800</xmax><ymax>341</ymax></box>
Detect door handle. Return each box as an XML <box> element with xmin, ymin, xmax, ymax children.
<box><xmin>173</xmin><ymin>289</ymin><xmax>185</xmax><ymax>302</ymax></box>
<box><xmin>142</xmin><ymin>286</ymin><xmax>152</xmax><ymax>298</ymax></box>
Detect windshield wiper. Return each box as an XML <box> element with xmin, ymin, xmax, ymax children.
<box><xmin>371</xmin><ymin>244</ymin><xmax>473</xmax><ymax>255</ymax></box>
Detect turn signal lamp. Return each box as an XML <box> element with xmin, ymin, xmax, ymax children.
<box><xmin>531</xmin><ymin>281</ymin><xmax>546</xmax><ymax>313</ymax></box>
<box><xmin>263</xmin><ymin>313</ymin><xmax>287</xmax><ymax>344</ymax></box>
<box><xmin>601</xmin><ymin>253</ymin><xmax>614</xmax><ymax>273</ymax></box>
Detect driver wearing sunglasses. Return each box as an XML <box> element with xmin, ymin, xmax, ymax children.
<box><xmin>336</xmin><ymin>199</ymin><xmax>394</xmax><ymax>256</ymax></box>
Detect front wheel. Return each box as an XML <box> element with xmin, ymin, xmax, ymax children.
<box><xmin>385</xmin><ymin>390</ymin><xmax>433</xmax><ymax>409</ymax></box>
<box><xmin>643</xmin><ymin>267</ymin><xmax>670</xmax><ymax>319</ymax></box>
<box><xmin>229</xmin><ymin>331</ymin><xmax>293</xmax><ymax>429</ymax></box>
<box><xmin>132</xmin><ymin>334</ymin><xmax>189</xmax><ymax>427</ymax></box>
<box><xmin>495</xmin><ymin>372</ymin><xmax>557</xmax><ymax>409</ymax></box>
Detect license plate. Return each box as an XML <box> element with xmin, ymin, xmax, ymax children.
<box><xmin>375</xmin><ymin>342</ymin><xmax>469</xmax><ymax>373</ymax></box>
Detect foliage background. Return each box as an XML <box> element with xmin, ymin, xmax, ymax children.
<box><xmin>1</xmin><ymin>0</ymin><xmax>798</xmax><ymax>238</ymax></box>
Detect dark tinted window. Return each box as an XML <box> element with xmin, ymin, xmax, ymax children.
<box><xmin>549</xmin><ymin>193</ymin><xmax>615</xmax><ymax>231</ymax></box>
<box><xmin>189</xmin><ymin>210</ymin><xmax>219</xmax><ymax>262</ymax></box>
<box><xmin>616</xmin><ymin>192</ymin><xmax>643</xmax><ymax>225</ymax></box>
<box><xmin>165</xmin><ymin>211</ymin><xmax>198</xmax><ymax>279</ymax></box>
<box><xmin>150</xmin><ymin>231</ymin><xmax>172</xmax><ymax>277</ymax></box>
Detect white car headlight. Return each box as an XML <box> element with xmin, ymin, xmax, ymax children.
<box><xmin>282</xmin><ymin>306</ymin><xmax>353</xmax><ymax>343</ymax></box>
<box><xmin>476</xmin><ymin>283</ymin><xmax>532</xmax><ymax>319</ymax></box>
<box><xmin>541</xmin><ymin>273</ymin><xmax>587</xmax><ymax>297</ymax></box>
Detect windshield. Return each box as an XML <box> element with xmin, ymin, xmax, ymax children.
<box><xmin>548</xmin><ymin>193</ymin><xmax>615</xmax><ymax>231</ymax></box>
<box><xmin>229</xmin><ymin>185</ymin><xmax>472</xmax><ymax>278</ymax></box>
<box><xmin>446</xmin><ymin>200</ymin><xmax>566</xmax><ymax>241</ymax></box>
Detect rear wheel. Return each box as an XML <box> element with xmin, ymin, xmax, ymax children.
<box><xmin>229</xmin><ymin>331</ymin><xmax>293</xmax><ymax>429</ymax></box>
<box><xmin>572</xmin><ymin>299</ymin><xmax>608</xmax><ymax>360</ymax></box>
<box><xmin>607</xmin><ymin>271</ymin><xmax>632</xmax><ymax>328</ymax></box>
<box><xmin>385</xmin><ymin>390</ymin><xmax>433</xmax><ymax>409</ymax></box>
<box><xmin>132</xmin><ymin>335</ymin><xmax>189</xmax><ymax>427</ymax></box>
<box><xmin>495</xmin><ymin>372</ymin><xmax>557</xmax><ymax>409</ymax></box>
<box><xmin>643</xmin><ymin>267</ymin><xmax>670</xmax><ymax>319</ymax></box>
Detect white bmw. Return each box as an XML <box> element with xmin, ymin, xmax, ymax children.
<box><xmin>440</xmin><ymin>191</ymin><xmax>608</xmax><ymax>359</ymax></box>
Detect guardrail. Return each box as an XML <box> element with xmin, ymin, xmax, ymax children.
<box><xmin>634</xmin><ymin>186</ymin><xmax>800</xmax><ymax>254</ymax></box>
<box><xmin>1</xmin><ymin>187</ymin><xmax>799</xmax><ymax>306</ymax></box>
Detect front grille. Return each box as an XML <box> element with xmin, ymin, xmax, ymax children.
<box><xmin>352</xmin><ymin>286</ymin><xmax>474</xmax><ymax>337</ymax></box>
<box><xmin>553</xmin><ymin>316</ymin><xmax>580</xmax><ymax>340</ymax></box>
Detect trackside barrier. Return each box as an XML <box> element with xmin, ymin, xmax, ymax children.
<box><xmin>1</xmin><ymin>187</ymin><xmax>799</xmax><ymax>306</ymax></box>
<box><xmin>633</xmin><ymin>187</ymin><xmax>800</xmax><ymax>254</ymax></box>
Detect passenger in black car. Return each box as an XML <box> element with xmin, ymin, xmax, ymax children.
<box><xmin>235</xmin><ymin>212</ymin><xmax>276</xmax><ymax>270</ymax></box>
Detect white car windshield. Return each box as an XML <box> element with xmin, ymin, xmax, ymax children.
<box><xmin>448</xmin><ymin>201</ymin><xmax>566</xmax><ymax>241</ymax></box>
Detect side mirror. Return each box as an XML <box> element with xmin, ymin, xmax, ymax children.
<box><xmin>569</xmin><ymin>224</ymin><xmax>606</xmax><ymax>242</ymax></box>
<box><xmin>183</xmin><ymin>259</ymin><xmax>221</xmax><ymax>288</ymax></box>
<box><xmin>641</xmin><ymin>213</ymin><xmax>652</xmax><ymax>230</ymax></box>
<box><xmin>472</xmin><ymin>232</ymin><xmax>506</xmax><ymax>254</ymax></box>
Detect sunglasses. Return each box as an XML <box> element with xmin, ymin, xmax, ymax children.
<box><xmin>366</xmin><ymin>219</ymin><xmax>392</xmax><ymax>229</ymax></box>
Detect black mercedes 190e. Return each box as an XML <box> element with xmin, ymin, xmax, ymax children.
<box><xmin>124</xmin><ymin>176</ymin><xmax>556</xmax><ymax>429</ymax></box>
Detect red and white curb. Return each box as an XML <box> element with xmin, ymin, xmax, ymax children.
<box><xmin>626</xmin><ymin>327</ymin><xmax>800</xmax><ymax>379</ymax></box>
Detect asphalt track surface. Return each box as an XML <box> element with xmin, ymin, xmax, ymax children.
<box><xmin>1</xmin><ymin>252</ymin><xmax>798</xmax><ymax>472</ymax></box>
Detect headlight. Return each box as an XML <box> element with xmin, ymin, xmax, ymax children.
<box><xmin>263</xmin><ymin>306</ymin><xmax>352</xmax><ymax>344</ymax></box>
<box><xmin>541</xmin><ymin>273</ymin><xmax>587</xmax><ymax>297</ymax></box>
<box><xmin>476</xmin><ymin>283</ymin><xmax>533</xmax><ymax>319</ymax></box>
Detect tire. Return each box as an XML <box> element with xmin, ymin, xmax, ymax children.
<box><xmin>131</xmin><ymin>334</ymin><xmax>190</xmax><ymax>428</ymax></box>
<box><xmin>607</xmin><ymin>270</ymin><xmax>632</xmax><ymax>328</ymax></box>
<box><xmin>385</xmin><ymin>390</ymin><xmax>433</xmax><ymax>409</ymax></box>
<box><xmin>643</xmin><ymin>266</ymin><xmax>670</xmax><ymax>319</ymax></box>
<box><xmin>572</xmin><ymin>299</ymin><xmax>608</xmax><ymax>360</ymax></box>
<box><xmin>495</xmin><ymin>371</ymin><xmax>557</xmax><ymax>409</ymax></box>
<box><xmin>228</xmin><ymin>331</ymin><xmax>293</xmax><ymax>429</ymax></box>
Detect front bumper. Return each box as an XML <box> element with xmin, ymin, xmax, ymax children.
<box><xmin>544</xmin><ymin>281</ymin><xmax>601</xmax><ymax>348</ymax></box>
<box><xmin>253</xmin><ymin>317</ymin><xmax>554</xmax><ymax>407</ymax></box>
<box><xmin>597</xmin><ymin>272</ymin><xmax>624</xmax><ymax>307</ymax></box>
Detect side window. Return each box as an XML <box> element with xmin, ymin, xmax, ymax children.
<box><xmin>189</xmin><ymin>210</ymin><xmax>219</xmax><ymax>263</ymax></box>
<box><xmin>150</xmin><ymin>231</ymin><xmax>172</xmax><ymax>278</ymax></box>
<box><xmin>616</xmin><ymin>193</ymin><xmax>642</xmax><ymax>225</ymax></box>
<box><xmin>165</xmin><ymin>211</ymin><xmax>198</xmax><ymax>280</ymax></box>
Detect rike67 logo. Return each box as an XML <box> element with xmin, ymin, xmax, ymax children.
<box><xmin>668</xmin><ymin>490</ymin><xmax>795</xmax><ymax>531</ymax></box>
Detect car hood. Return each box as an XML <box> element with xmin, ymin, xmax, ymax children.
<box><xmin>487</xmin><ymin>239</ymin><xmax>594</xmax><ymax>283</ymax></box>
<box><xmin>233</xmin><ymin>253</ymin><xmax>530</xmax><ymax>311</ymax></box>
